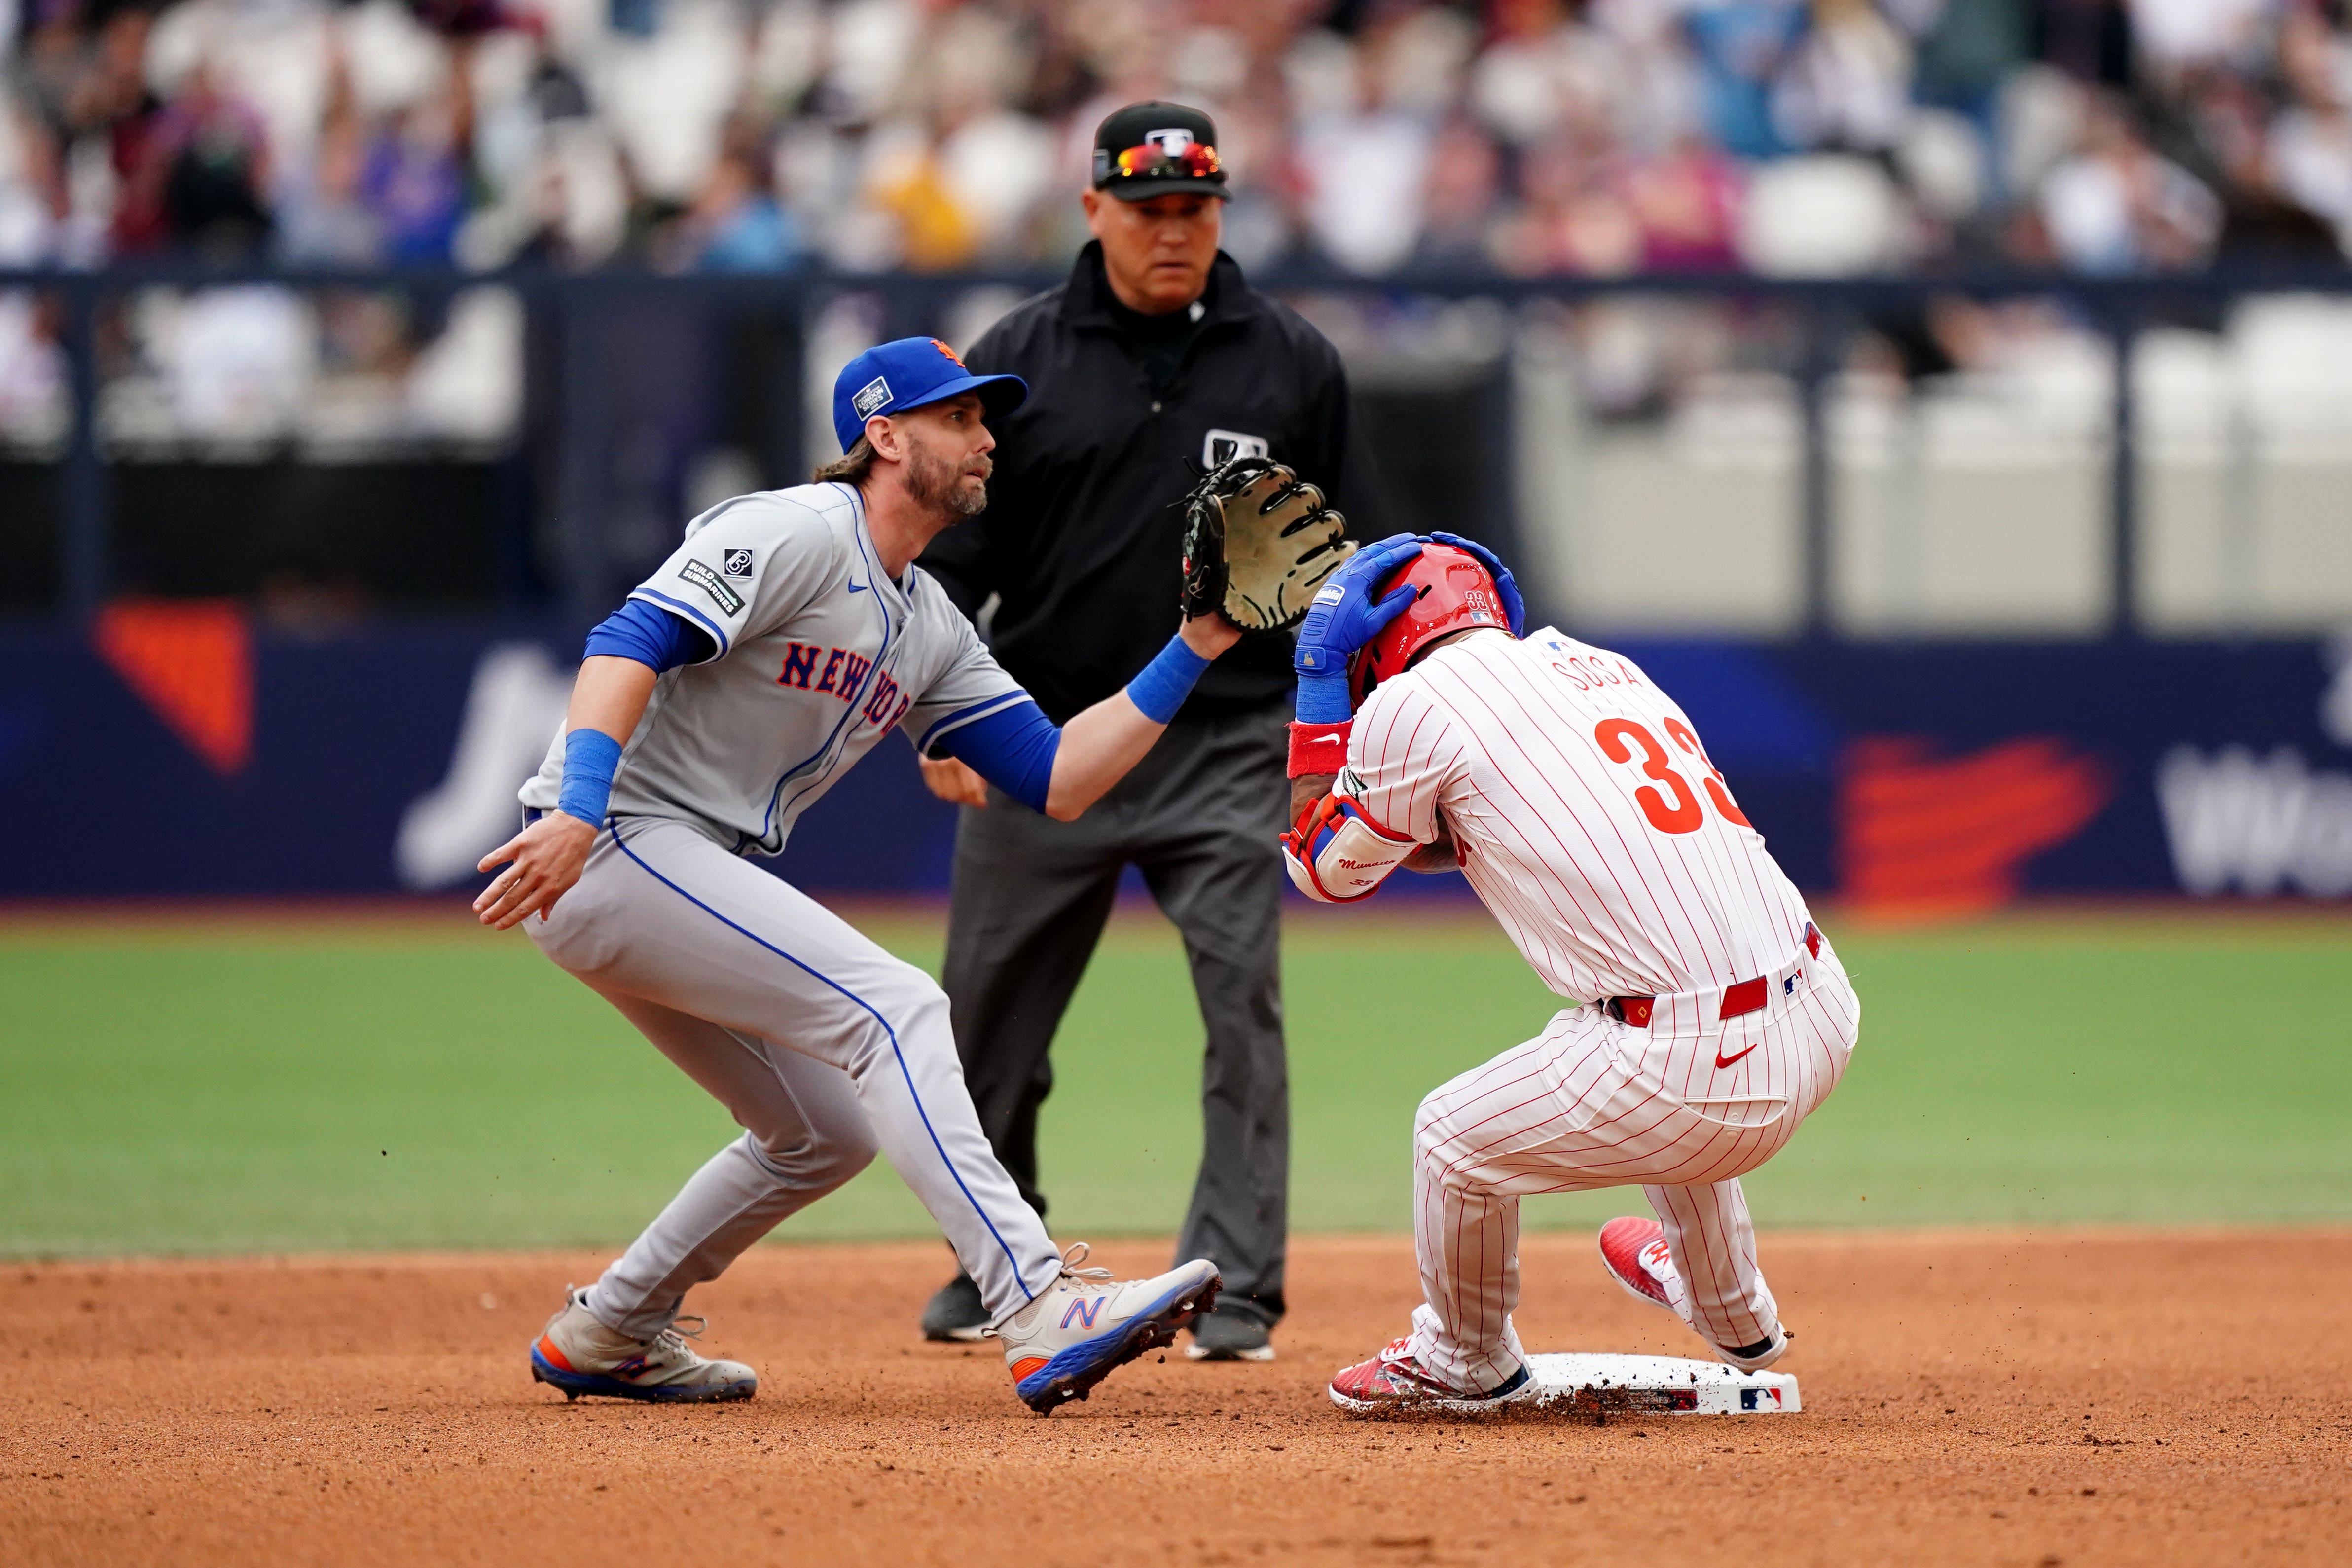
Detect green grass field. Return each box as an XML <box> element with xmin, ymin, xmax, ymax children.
<box><xmin>2</xmin><ymin>906</ymin><xmax>2349</xmax><ymax>1257</ymax></box>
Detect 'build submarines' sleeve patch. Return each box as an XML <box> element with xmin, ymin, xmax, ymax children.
<box><xmin>679</xmin><ymin>559</ymin><xmax>746</xmax><ymax>616</ymax></box>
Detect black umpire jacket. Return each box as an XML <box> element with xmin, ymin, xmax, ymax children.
<box><xmin>918</xmin><ymin>242</ymin><xmax>1381</xmax><ymax>725</ymax></box>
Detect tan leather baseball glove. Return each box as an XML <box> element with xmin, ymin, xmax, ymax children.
<box><xmin>1179</xmin><ymin>456</ymin><xmax>1356</xmax><ymax>633</ymax></box>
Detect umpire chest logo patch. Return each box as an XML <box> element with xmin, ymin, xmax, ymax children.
<box><xmin>1203</xmin><ymin>428</ymin><xmax>1268</xmax><ymax>468</ymax></box>
<box><xmin>680</xmin><ymin>558</ymin><xmax>745</xmax><ymax>616</ymax></box>
<box><xmin>852</xmin><ymin>375</ymin><xmax>892</xmax><ymax>421</ymax></box>
<box><xmin>722</xmin><ymin>548</ymin><xmax>755</xmax><ymax>577</ymax></box>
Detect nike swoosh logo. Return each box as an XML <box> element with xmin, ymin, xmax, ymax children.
<box><xmin>847</xmin><ymin>579</ymin><xmax>869</xmax><ymax>594</ymax></box>
<box><xmin>1714</xmin><ymin>1045</ymin><xmax>1758</xmax><ymax>1069</ymax></box>
<box><xmin>1310</xmin><ymin>734</ymin><xmax>1341</xmax><ymax>744</ymax></box>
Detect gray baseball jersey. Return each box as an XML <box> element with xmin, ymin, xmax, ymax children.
<box><xmin>520</xmin><ymin>480</ymin><xmax>1026</xmax><ymax>853</ymax></box>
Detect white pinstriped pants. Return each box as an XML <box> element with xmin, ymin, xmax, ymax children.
<box><xmin>1406</xmin><ymin>934</ymin><xmax>1860</xmax><ymax>1392</ymax></box>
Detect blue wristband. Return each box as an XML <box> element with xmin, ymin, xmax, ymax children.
<box><xmin>1125</xmin><ymin>635</ymin><xmax>1213</xmax><ymax>725</ymax></box>
<box><xmin>1295</xmin><ymin>669</ymin><xmax>1353</xmax><ymax>725</ymax></box>
<box><xmin>557</xmin><ymin>728</ymin><xmax>624</xmax><ymax>828</ymax></box>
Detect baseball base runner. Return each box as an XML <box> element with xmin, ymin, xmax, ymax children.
<box><xmin>1275</xmin><ymin>533</ymin><xmax>1861</xmax><ymax>1414</ymax></box>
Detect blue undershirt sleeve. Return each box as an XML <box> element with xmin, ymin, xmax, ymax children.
<box><xmin>583</xmin><ymin>598</ymin><xmax>714</xmax><ymax>672</ymax></box>
<box><xmin>929</xmin><ymin>698</ymin><xmax>1060</xmax><ymax>815</ymax></box>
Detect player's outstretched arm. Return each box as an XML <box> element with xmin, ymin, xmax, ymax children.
<box><xmin>473</xmin><ymin>656</ymin><xmax>658</xmax><ymax>930</ymax></box>
<box><xmin>1042</xmin><ymin>613</ymin><xmax>1242</xmax><ymax>820</ymax></box>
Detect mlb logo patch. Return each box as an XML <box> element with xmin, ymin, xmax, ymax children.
<box><xmin>723</xmin><ymin>549</ymin><xmax>754</xmax><ymax>578</ymax></box>
<box><xmin>1203</xmin><ymin>429</ymin><xmax>1269</xmax><ymax>467</ymax></box>
<box><xmin>852</xmin><ymin>375</ymin><xmax>892</xmax><ymax>421</ymax></box>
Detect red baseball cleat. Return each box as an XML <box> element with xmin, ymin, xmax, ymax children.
<box><xmin>1596</xmin><ymin>1217</ymin><xmax>1794</xmax><ymax>1372</ymax></box>
<box><xmin>1596</xmin><ymin>1216</ymin><xmax>1680</xmax><ymax>1312</ymax></box>
<box><xmin>1327</xmin><ymin>1338</ymin><xmax>1532</xmax><ymax>1415</ymax></box>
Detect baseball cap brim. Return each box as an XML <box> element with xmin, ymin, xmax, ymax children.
<box><xmin>1103</xmin><ymin>179</ymin><xmax>1231</xmax><ymax>203</ymax></box>
<box><xmin>900</xmin><ymin>370</ymin><xmax>1027</xmax><ymax>420</ymax></box>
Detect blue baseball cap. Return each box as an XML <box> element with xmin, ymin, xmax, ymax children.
<box><xmin>831</xmin><ymin>336</ymin><xmax>1027</xmax><ymax>455</ymax></box>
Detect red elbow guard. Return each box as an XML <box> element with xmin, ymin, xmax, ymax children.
<box><xmin>1289</xmin><ymin>720</ymin><xmax>1351</xmax><ymax>778</ymax></box>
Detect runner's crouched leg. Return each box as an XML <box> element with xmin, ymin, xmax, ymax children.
<box><xmin>1403</xmin><ymin>1076</ymin><xmax>1533</xmax><ymax>1396</ymax></box>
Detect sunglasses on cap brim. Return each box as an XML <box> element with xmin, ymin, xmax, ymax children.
<box><xmin>1108</xmin><ymin>141</ymin><xmax>1223</xmax><ymax>180</ymax></box>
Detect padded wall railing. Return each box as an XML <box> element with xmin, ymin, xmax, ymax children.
<box><xmin>7</xmin><ymin>263</ymin><xmax>2352</xmax><ymax>638</ymax></box>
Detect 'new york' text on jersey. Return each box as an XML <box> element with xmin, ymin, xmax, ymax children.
<box><xmin>521</xmin><ymin>482</ymin><xmax>1024</xmax><ymax>853</ymax></box>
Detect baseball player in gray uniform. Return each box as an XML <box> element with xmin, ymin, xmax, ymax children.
<box><xmin>475</xmin><ymin>335</ymin><xmax>1234</xmax><ymax>1416</ymax></box>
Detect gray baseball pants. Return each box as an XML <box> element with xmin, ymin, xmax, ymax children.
<box><xmin>943</xmin><ymin>701</ymin><xmax>1291</xmax><ymax>1322</ymax></box>
<box><xmin>528</xmin><ymin>814</ymin><xmax>1063</xmax><ymax>1340</ymax></box>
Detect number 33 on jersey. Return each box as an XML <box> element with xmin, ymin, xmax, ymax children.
<box><xmin>1306</xmin><ymin>628</ymin><xmax>1812</xmax><ymax>1010</ymax></box>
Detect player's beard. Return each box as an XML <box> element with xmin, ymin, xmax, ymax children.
<box><xmin>908</xmin><ymin>444</ymin><xmax>989</xmax><ymax>520</ymax></box>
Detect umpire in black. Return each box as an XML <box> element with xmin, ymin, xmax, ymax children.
<box><xmin>912</xmin><ymin>101</ymin><xmax>1379</xmax><ymax>1360</ymax></box>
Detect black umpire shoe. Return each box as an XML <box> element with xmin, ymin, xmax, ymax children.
<box><xmin>921</xmin><ymin>1272</ymin><xmax>990</xmax><ymax>1342</ymax></box>
<box><xmin>1185</xmin><ymin>1302</ymin><xmax>1275</xmax><ymax>1362</ymax></box>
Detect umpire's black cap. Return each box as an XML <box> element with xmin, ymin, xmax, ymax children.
<box><xmin>1090</xmin><ymin>102</ymin><xmax>1230</xmax><ymax>201</ymax></box>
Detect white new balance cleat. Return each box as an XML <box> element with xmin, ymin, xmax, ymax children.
<box><xmin>1595</xmin><ymin>1216</ymin><xmax>1793</xmax><ymax>1373</ymax></box>
<box><xmin>529</xmin><ymin>1286</ymin><xmax>758</xmax><ymax>1403</ymax></box>
<box><xmin>995</xmin><ymin>1244</ymin><xmax>1220</xmax><ymax>1415</ymax></box>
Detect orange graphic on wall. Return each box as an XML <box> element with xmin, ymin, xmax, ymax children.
<box><xmin>93</xmin><ymin>600</ymin><xmax>253</xmax><ymax>777</ymax></box>
<box><xmin>1838</xmin><ymin>737</ymin><xmax>2110</xmax><ymax>915</ymax></box>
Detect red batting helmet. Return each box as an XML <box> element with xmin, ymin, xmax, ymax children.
<box><xmin>1348</xmin><ymin>543</ymin><xmax>1510</xmax><ymax>708</ymax></box>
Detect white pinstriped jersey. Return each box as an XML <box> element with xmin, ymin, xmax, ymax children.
<box><xmin>1342</xmin><ymin>627</ymin><xmax>1814</xmax><ymax>1003</ymax></box>
<box><xmin>520</xmin><ymin>482</ymin><xmax>1024</xmax><ymax>855</ymax></box>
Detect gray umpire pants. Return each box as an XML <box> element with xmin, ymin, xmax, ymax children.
<box><xmin>944</xmin><ymin>700</ymin><xmax>1291</xmax><ymax>1324</ymax></box>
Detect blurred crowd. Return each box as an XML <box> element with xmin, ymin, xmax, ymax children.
<box><xmin>4</xmin><ymin>0</ymin><xmax>2352</xmax><ymax>280</ymax></box>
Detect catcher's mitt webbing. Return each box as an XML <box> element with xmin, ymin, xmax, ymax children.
<box><xmin>1179</xmin><ymin>456</ymin><xmax>1357</xmax><ymax>633</ymax></box>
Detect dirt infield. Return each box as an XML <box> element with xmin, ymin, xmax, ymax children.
<box><xmin>5</xmin><ymin>1231</ymin><xmax>2347</xmax><ymax>1567</ymax></box>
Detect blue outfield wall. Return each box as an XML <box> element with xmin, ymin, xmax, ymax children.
<box><xmin>1</xmin><ymin>620</ymin><xmax>2347</xmax><ymax>902</ymax></box>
